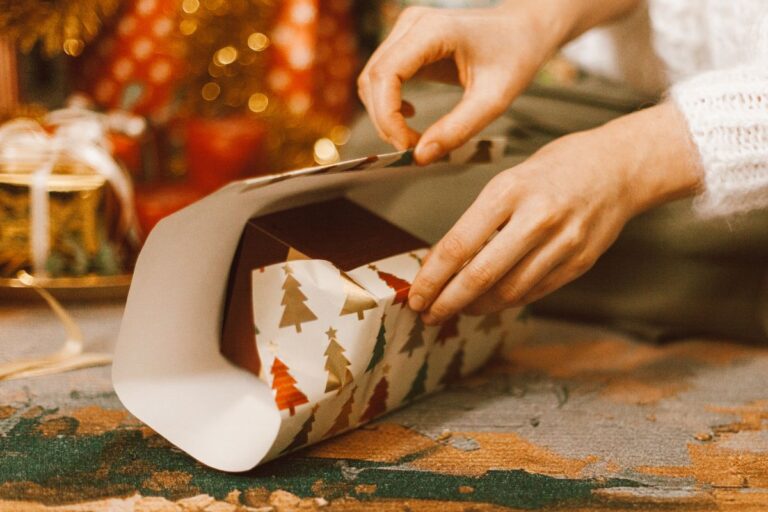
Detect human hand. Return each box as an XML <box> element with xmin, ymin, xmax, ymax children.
<box><xmin>358</xmin><ymin>0</ymin><xmax>642</xmax><ymax>165</ymax></box>
<box><xmin>407</xmin><ymin>103</ymin><xmax>703</xmax><ymax>323</ymax></box>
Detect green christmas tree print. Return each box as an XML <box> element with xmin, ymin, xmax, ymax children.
<box><xmin>365</xmin><ymin>315</ymin><xmax>387</xmax><ymax>372</ymax></box>
<box><xmin>404</xmin><ymin>360</ymin><xmax>428</xmax><ymax>402</ymax></box>
<box><xmin>399</xmin><ymin>315</ymin><xmax>425</xmax><ymax>357</ymax></box>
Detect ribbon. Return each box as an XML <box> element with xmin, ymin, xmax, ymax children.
<box><xmin>0</xmin><ymin>108</ymin><xmax>140</xmax><ymax>275</ymax></box>
<box><xmin>0</xmin><ymin>272</ymin><xmax>112</xmax><ymax>381</ymax></box>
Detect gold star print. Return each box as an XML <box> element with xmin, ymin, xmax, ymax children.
<box><xmin>325</xmin><ymin>327</ymin><xmax>337</xmax><ymax>339</ymax></box>
<box><xmin>282</xmin><ymin>264</ymin><xmax>293</xmax><ymax>274</ymax></box>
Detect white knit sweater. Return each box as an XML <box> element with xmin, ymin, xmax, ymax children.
<box><xmin>563</xmin><ymin>0</ymin><xmax>768</xmax><ymax>218</ymax></box>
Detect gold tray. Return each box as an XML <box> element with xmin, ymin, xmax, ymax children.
<box><xmin>0</xmin><ymin>274</ymin><xmax>131</xmax><ymax>302</ymax></box>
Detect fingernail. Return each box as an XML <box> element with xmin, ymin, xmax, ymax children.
<box><xmin>409</xmin><ymin>294</ymin><xmax>426</xmax><ymax>312</ymax></box>
<box><xmin>415</xmin><ymin>141</ymin><xmax>441</xmax><ymax>164</ymax></box>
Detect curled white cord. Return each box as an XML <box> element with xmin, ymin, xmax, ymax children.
<box><xmin>0</xmin><ymin>272</ymin><xmax>112</xmax><ymax>381</ymax></box>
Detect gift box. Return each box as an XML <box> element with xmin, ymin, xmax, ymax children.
<box><xmin>113</xmin><ymin>137</ymin><xmax>520</xmax><ymax>472</ymax></box>
<box><xmin>0</xmin><ymin>108</ymin><xmax>139</xmax><ymax>278</ymax></box>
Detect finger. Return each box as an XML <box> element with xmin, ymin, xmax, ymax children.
<box><xmin>358</xmin><ymin>80</ymin><xmax>390</xmax><ymax>144</ymax></box>
<box><xmin>414</xmin><ymin>79</ymin><xmax>508</xmax><ymax>165</ymax></box>
<box><xmin>358</xmin><ymin>8</ymin><xmax>426</xmax><ymax>144</ymax></box>
<box><xmin>368</xmin><ymin>23</ymin><xmax>455</xmax><ymax>149</ymax></box>
<box><xmin>419</xmin><ymin>213</ymin><xmax>555</xmax><ymax>324</ymax></box>
<box><xmin>371</xmin><ymin>76</ymin><xmax>421</xmax><ymax>149</ymax></box>
<box><xmin>464</xmin><ymin>227</ymin><xmax>581</xmax><ymax>316</ymax></box>
<box><xmin>409</xmin><ymin>178</ymin><xmax>513</xmax><ymax>313</ymax></box>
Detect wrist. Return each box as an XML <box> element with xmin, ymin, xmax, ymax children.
<box><xmin>607</xmin><ymin>103</ymin><xmax>703</xmax><ymax>215</ymax></box>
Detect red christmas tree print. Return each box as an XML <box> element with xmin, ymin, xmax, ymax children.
<box><xmin>281</xmin><ymin>404</ymin><xmax>320</xmax><ymax>454</ymax></box>
<box><xmin>369</xmin><ymin>265</ymin><xmax>410</xmax><ymax>307</ymax></box>
<box><xmin>270</xmin><ymin>356</ymin><xmax>308</xmax><ymax>416</ymax></box>
<box><xmin>435</xmin><ymin>315</ymin><xmax>460</xmax><ymax>346</ymax></box>
<box><xmin>325</xmin><ymin>385</ymin><xmax>357</xmax><ymax>438</ymax></box>
<box><xmin>360</xmin><ymin>367</ymin><xmax>390</xmax><ymax>423</ymax></box>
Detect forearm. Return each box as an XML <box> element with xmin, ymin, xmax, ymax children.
<box><xmin>497</xmin><ymin>0</ymin><xmax>643</xmax><ymax>47</ymax></box>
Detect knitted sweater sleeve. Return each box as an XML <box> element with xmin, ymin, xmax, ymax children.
<box><xmin>670</xmin><ymin>18</ymin><xmax>768</xmax><ymax>218</ymax></box>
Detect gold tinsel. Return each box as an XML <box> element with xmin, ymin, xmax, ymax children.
<box><xmin>181</xmin><ymin>0</ymin><xmax>277</xmax><ymax>117</ymax></box>
<box><xmin>181</xmin><ymin>0</ymin><xmax>344</xmax><ymax>171</ymax></box>
<box><xmin>0</xmin><ymin>0</ymin><xmax>120</xmax><ymax>57</ymax></box>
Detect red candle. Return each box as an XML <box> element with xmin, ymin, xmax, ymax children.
<box><xmin>184</xmin><ymin>115</ymin><xmax>267</xmax><ymax>194</ymax></box>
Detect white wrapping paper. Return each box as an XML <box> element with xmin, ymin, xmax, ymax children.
<box><xmin>114</xmin><ymin>141</ymin><xmax>522</xmax><ymax>472</ymax></box>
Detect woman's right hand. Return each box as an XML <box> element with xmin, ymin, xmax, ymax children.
<box><xmin>357</xmin><ymin>0</ymin><xmax>641</xmax><ymax>165</ymax></box>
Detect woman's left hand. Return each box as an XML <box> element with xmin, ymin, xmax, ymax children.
<box><xmin>407</xmin><ymin>102</ymin><xmax>704</xmax><ymax>324</ymax></box>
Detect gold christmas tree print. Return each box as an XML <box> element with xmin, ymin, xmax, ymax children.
<box><xmin>365</xmin><ymin>315</ymin><xmax>387</xmax><ymax>372</ymax></box>
<box><xmin>399</xmin><ymin>315</ymin><xmax>425</xmax><ymax>357</ymax></box>
<box><xmin>325</xmin><ymin>385</ymin><xmax>357</xmax><ymax>438</ymax></box>
<box><xmin>279</xmin><ymin>264</ymin><xmax>318</xmax><ymax>333</ymax></box>
<box><xmin>324</xmin><ymin>327</ymin><xmax>353</xmax><ymax>393</ymax></box>
<box><xmin>339</xmin><ymin>275</ymin><xmax>377</xmax><ymax>320</ymax></box>
<box><xmin>477</xmin><ymin>311</ymin><xmax>502</xmax><ymax>334</ymax></box>
<box><xmin>270</xmin><ymin>356</ymin><xmax>308</xmax><ymax>416</ymax></box>
<box><xmin>281</xmin><ymin>404</ymin><xmax>320</xmax><ymax>454</ymax></box>
<box><xmin>360</xmin><ymin>364</ymin><xmax>390</xmax><ymax>423</ymax></box>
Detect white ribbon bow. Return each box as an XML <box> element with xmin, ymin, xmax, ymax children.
<box><xmin>0</xmin><ymin>107</ymin><xmax>139</xmax><ymax>275</ymax></box>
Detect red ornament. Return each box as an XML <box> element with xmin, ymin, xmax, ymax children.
<box><xmin>268</xmin><ymin>0</ymin><xmax>358</xmax><ymax>121</ymax></box>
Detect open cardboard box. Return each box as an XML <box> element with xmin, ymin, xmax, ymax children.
<box><xmin>113</xmin><ymin>141</ymin><xmax>528</xmax><ymax>472</ymax></box>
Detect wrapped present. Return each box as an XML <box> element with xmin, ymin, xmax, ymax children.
<box><xmin>269</xmin><ymin>0</ymin><xmax>358</xmax><ymax>121</ymax></box>
<box><xmin>113</xmin><ymin>136</ymin><xmax>522</xmax><ymax>472</ymax></box>
<box><xmin>0</xmin><ymin>108</ymin><xmax>139</xmax><ymax>278</ymax></box>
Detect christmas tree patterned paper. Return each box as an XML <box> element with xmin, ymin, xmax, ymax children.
<box><xmin>324</xmin><ymin>327</ymin><xmax>353</xmax><ymax>393</ymax></box>
<box><xmin>400</xmin><ymin>315</ymin><xmax>425</xmax><ymax>357</ymax></box>
<box><xmin>281</xmin><ymin>404</ymin><xmax>320</xmax><ymax>454</ymax></box>
<box><xmin>279</xmin><ymin>264</ymin><xmax>318</xmax><ymax>333</ymax></box>
<box><xmin>365</xmin><ymin>316</ymin><xmax>387</xmax><ymax>372</ymax></box>
<box><xmin>360</xmin><ymin>365</ymin><xmax>390</xmax><ymax>423</ymax></box>
<box><xmin>439</xmin><ymin>340</ymin><xmax>466</xmax><ymax>388</ymax></box>
<box><xmin>435</xmin><ymin>316</ymin><xmax>459</xmax><ymax>346</ymax></box>
<box><xmin>339</xmin><ymin>276</ymin><xmax>377</xmax><ymax>320</ymax></box>
<box><xmin>325</xmin><ymin>385</ymin><xmax>357</xmax><ymax>437</ymax></box>
<box><xmin>270</xmin><ymin>356</ymin><xmax>308</xmax><ymax>416</ymax></box>
<box><xmin>477</xmin><ymin>311</ymin><xmax>502</xmax><ymax>334</ymax></box>
<box><xmin>404</xmin><ymin>360</ymin><xmax>428</xmax><ymax>402</ymax></box>
<box><xmin>369</xmin><ymin>264</ymin><xmax>410</xmax><ymax>307</ymax></box>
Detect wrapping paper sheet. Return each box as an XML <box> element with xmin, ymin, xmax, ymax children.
<box><xmin>114</xmin><ymin>139</ymin><xmax>521</xmax><ymax>472</ymax></box>
<box><xmin>253</xmin><ymin>251</ymin><xmax>516</xmax><ymax>461</ymax></box>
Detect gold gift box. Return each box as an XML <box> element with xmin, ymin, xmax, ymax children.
<box><xmin>0</xmin><ymin>158</ymin><xmax>132</xmax><ymax>278</ymax></box>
